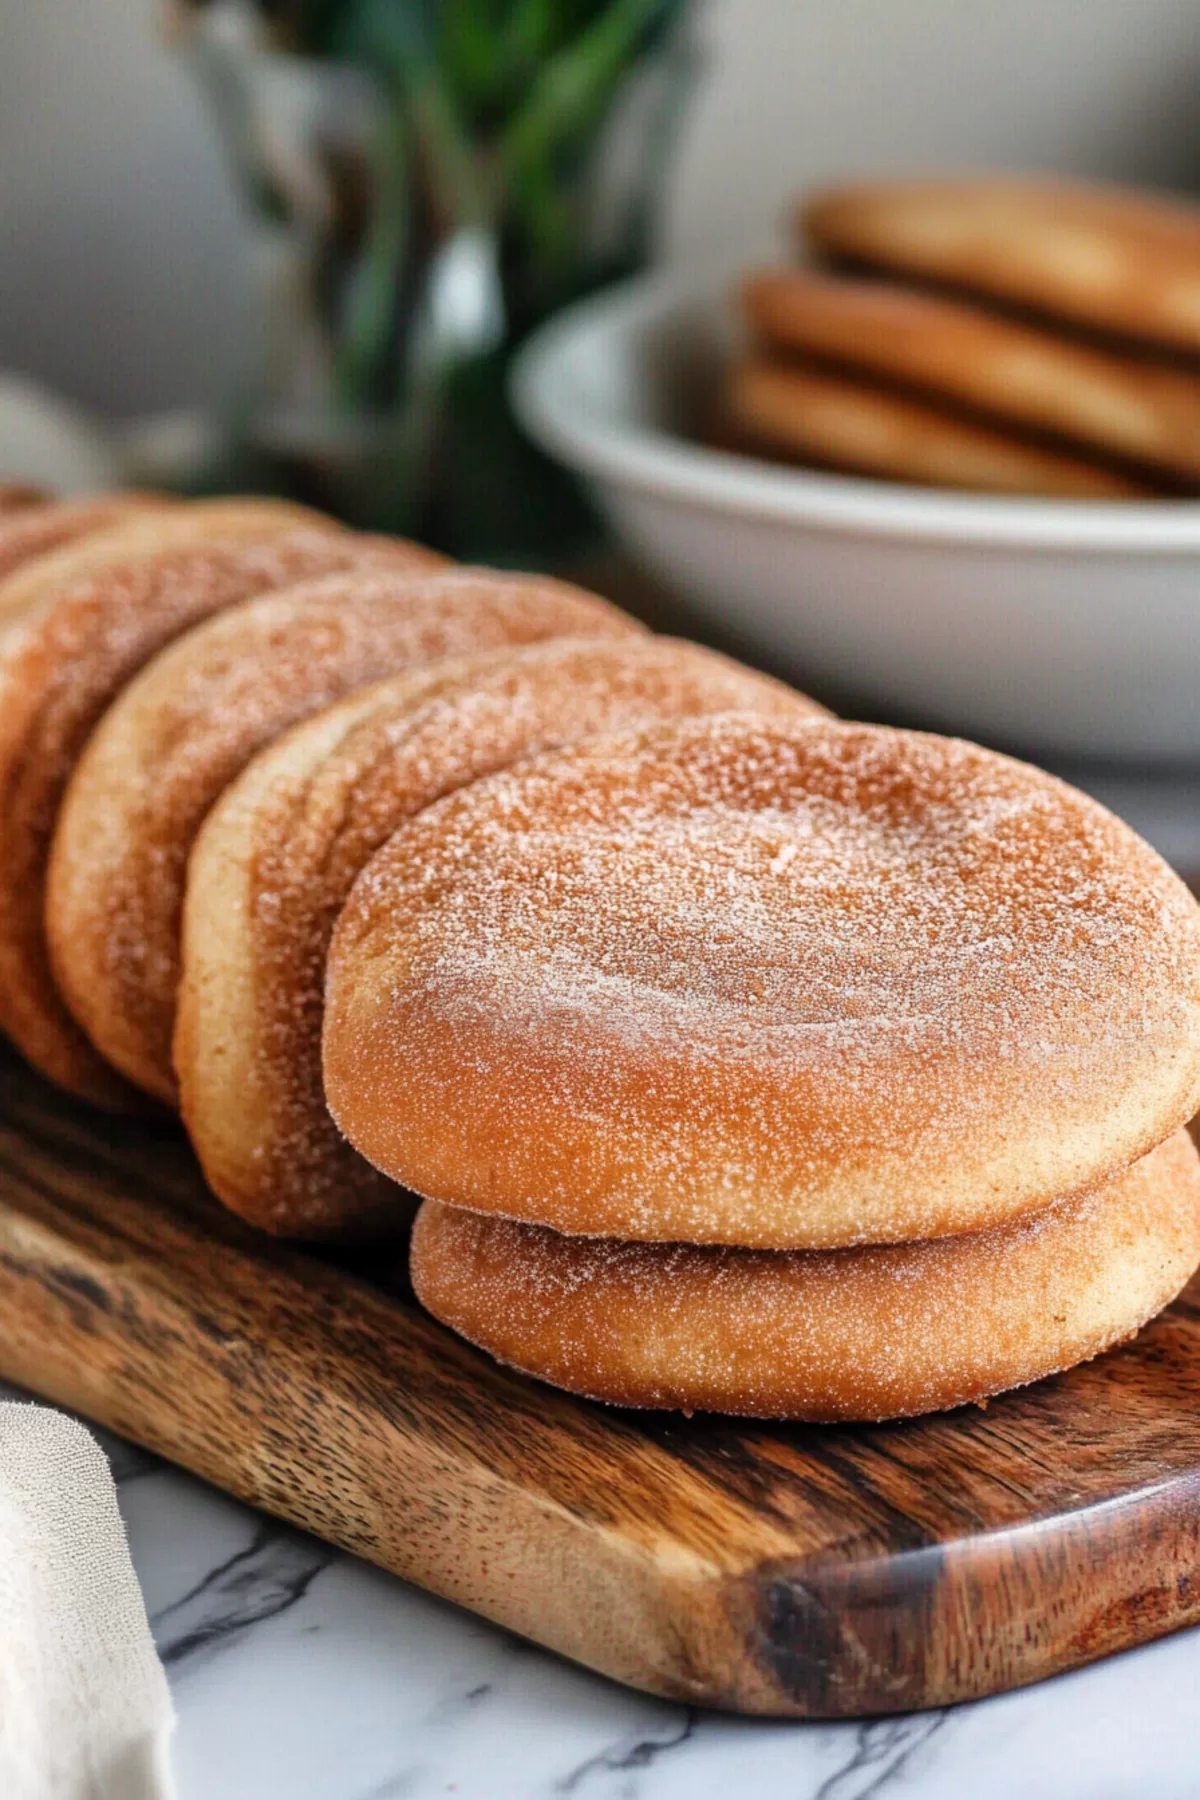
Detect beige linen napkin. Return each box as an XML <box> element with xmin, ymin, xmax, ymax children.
<box><xmin>0</xmin><ymin>1403</ymin><xmax>176</xmax><ymax>1800</ymax></box>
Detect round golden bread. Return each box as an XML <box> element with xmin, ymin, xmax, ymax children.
<box><xmin>50</xmin><ymin>573</ymin><xmax>643</xmax><ymax>1104</ymax></box>
<box><xmin>411</xmin><ymin>1129</ymin><xmax>1200</xmax><ymax>1421</ymax></box>
<box><xmin>727</xmin><ymin>355</ymin><xmax>1153</xmax><ymax>497</ymax></box>
<box><xmin>803</xmin><ymin>175</ymin><xmax>1200</xmax><ymax>356</ymax></box>
<box><xmin>176</xmin><ymin>636</ymin><xmax>822</xmax><ymax>1234</ymax></box>
<box><xmin>324</xmin><ymin>716</ymin><xmax>1200</xmax><ymax>1248</ymax></box>
<box><xmin>742</xmin><ymin>269</ymin><xmax>1200</xmax><ymax>485</ymax></box>
<box><xmin>0</xmin><ymin>504</ymin><xmax>438</xmax><ymax>1104</ymax></box>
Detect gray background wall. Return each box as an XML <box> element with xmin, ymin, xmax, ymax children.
<box><xmin>3</xmin><ymin>0</ymin><xmax>1200</xmax><ymax>416</ymax></box>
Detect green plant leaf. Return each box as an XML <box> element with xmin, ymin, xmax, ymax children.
<box><xmin>499</xmin><ymin>0</ymin><xmax>682</xmax><ymax>178</ymax></box>
<box><xmin>334</xmin><ymin>102</ymin><xmax>411</xmax><ymax>407</ymax></box>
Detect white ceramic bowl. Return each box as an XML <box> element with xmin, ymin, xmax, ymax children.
<box><xmin>512</xmin><ymin>274</ymin><xmax>1200</xmax><ymax>760</ymax></box>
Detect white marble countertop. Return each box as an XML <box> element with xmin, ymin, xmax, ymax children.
<box><xmin>63</xmin><ymin>1413</ymin><xmax>1190</xmax><ymax>1800</ymax></box>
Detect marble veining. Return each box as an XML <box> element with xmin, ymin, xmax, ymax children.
<box><xmin>5</xmin><ymin>1373</ymin><xmax>1200</xmax><ymax>1798</ymax></box>
<box><xmin>151</xmin><ymin>1523</ymin><xmax>335</xmax><ymax>1672</ymax></box>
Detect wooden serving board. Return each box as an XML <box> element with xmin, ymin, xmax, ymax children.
<box><xmin>1</xmin><ymin>1044</ymin><xmax>1199</xmax><ymax>1718</ymax></box>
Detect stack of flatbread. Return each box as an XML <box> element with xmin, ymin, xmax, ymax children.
<box><xmin>728</xmin><ymin>175</ymin><xmax>1200</xmax><ymax>498</ymax></box>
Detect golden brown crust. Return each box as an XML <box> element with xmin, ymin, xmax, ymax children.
<box><xmin>0</xmin><ymin>505</ymin><xmax>437</xmax><ymax>1105</ymax></box>
<box><xmin>726</xmin><ymin>355</ymin><xmax>1154</xmax><ymax>497</ymax></box>
<box><xmin>411</xmin><ymin>1130</ymin><xmax>1200</xmax><ymax>1421</ymax></box>
<box><xmin>0</xmin><ymin>493</ymin><xmax>178</xmax><ymax>595</ymax></box>
<box><xmin>50</xmin><ymin>574</ymin><xmax>644</xmax><ymax>1105</ymax></box>
<box><xmin>176</xmin><ymin>637</ymin><xmax>824</xmax><ymax>1234</ymax></box>
<box><xmin>325</xmin><ymin>716</ymin><xmax>1200</xmax><ymax>1248</ymax></box>
<box><xmin>0</xmin><ymin>499</ymin><xmax>329</xmax><ymax>633</ymax></box>
<box><xmin>0</xmin><ymin>484</ymin><xmax>52</xmax><ymax>513</ymax></box>
<box><xmin>803</xmin><ymin>175</ymin><xmax>1200</xmax><ymax>355</ymax></box>
<box><xmin>741</xmin><ymin>269</ymin><xmax>1200</xmax><ymax>484</ymax></box>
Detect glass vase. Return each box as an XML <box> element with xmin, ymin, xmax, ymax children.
<box><xmin>175</xmin><ymin>0</ymin><xmax>698</xmax><ymax>562</ymax></box>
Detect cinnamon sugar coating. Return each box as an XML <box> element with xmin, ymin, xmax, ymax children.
<box><xmin>0</xmin><ymin>493</ymin><xmax>179</xmax><ymax>596</ymax></box>
<box><xmin>0</xmin><ymin>484</ymin><xmax>51</xmax><ymax>513</ymax></box>
<box><xmin>50</xmin><ymin>573</ymin><xmax>643</xmax><ymax>1104</ymax></box>
<box><xmin>176</xmin><ymin>636</ymin><xmax>822</xmax><ymax>1234</ymax></box>
<box><xmin>0</xmin><ymin>505</ymin><xmax>437</xmax><ymax>1103</ymax></box>
<box><xmin>325</xmin><ymin>716</ymin><xmax>1200</xmax><ymax>1248</ymax></box>
<box><xmin>411</xmin><ymin>1129</ymin><xmax>1200</xmax><ymax>1421</ymax></box>
<box><xmin>0</xmin><ymin>498</ymin><xmax>319</xmax><ymax>633</ymax></box>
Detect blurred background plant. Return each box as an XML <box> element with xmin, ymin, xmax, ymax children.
<box><xmin>170</xmin><ymin>0</ymin><xmax>698</xmax><ymax>559</ymax></box>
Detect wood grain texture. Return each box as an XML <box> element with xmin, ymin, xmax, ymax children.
<box><xmin>0</xmin><ymin>1041</ymin><xmax>1197</xmax><ymax>1717</ymax></box>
